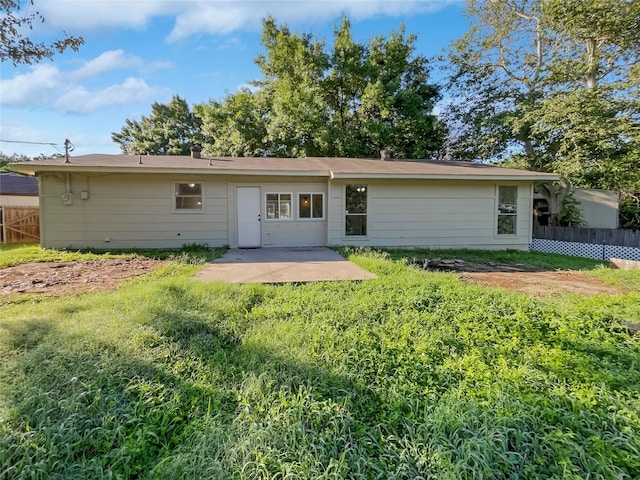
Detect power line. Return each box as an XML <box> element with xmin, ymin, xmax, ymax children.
<box><xmin>0</xmin><ymin>139</ymin><xmax>60</xmax><ymax>146</ymax></box>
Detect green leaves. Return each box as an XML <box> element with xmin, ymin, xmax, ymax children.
<box><xmin>445</xmin><ymin>0</ymin><xmax>640</xmax><ymax>214</ymax></box>
<box><xmin>111</xmin><ymin>95</ymin><xmax>204</xmax><ymax>155</ymax></box>
<box><xmin>0</xmin><ymin>0</ymin><xmax>84</xmax><ymax>65</ymax></box>
<box><xmin>196</xmin><ymin>16</ymin><xmax>444</xmax><ymax>159</ymax></box>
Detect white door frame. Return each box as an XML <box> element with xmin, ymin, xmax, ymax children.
<box><xmin>237</xmin><ymin>186</ymin><xmax>262</xmax><ymax>248</ymax></box>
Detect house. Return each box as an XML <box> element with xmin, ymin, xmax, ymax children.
<box><xmin>10</xmin><ymin>152</ymin><xmax>558</xmax><ymax>250</ymax></box>
<box><xmin>0</xmin><ymin>172</ymin><xmax>39</xmax><ymax>207</ymax></box>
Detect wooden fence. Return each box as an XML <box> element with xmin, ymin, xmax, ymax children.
<box><xmin>0</xmin><ymin>206</ymin><xmax>40</xmax><ymax>244</ymax></box>
<box><xmin>534</xmin><ymin>225</ymin><xmax>640</xmax><ymax>247</ymax></box>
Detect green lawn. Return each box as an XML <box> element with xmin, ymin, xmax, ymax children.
<box><xmin>1</xmin><ymin>246</ymin><xmax>639</xmax><ymax>479</ymax></box>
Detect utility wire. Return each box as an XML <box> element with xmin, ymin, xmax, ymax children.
<box><xmin>0</xmin><ymin>139</ymin><xmax>60</xmax><ymax>146</ymax></box>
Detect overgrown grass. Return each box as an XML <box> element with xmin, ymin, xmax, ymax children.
<box><xmin>1</xmin><ymin>248</ymin><xmax>639</xmax><ymax>479</ymax></box>
<box><xmin>0</xmin><ymin>243</ymin><xmax>224</xmax><ymax>268</ymax></box>
<box><xmin>377</xmin><ymin>246</ymin><xmax>607</xmax><ymax>270</ymax></box>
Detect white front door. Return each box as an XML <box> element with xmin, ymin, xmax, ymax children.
<box><xmin>237</xmin><ymin>187</ymin><xmax>261</xmax><ymax>248</ymax></box>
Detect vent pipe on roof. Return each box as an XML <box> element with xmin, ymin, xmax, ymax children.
<box><xmin>191</xmin><ymin>145</ymin><xmax>202</xmax><ymax>159</ymax></box>
<box><xmin>380</xmin><ymin>149</ymin><xmax>391</xmax><ymax>161</ymax></box>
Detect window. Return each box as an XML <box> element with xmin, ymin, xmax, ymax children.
<box><xmin>345</xmin><ymin>184</ymin><xmax>367</xmax><ymax>236</ymax></box>
<box><xmin>266</xmin><ymin>193</ymin><xmax>292</xmax><ymax>220</ymax></box>
<box><xmin>175</xmin><ymin>182</ymin><xmax>203</xmax><ymax>210</ymax></box>
<box><xmin>497</xmin><ymin>186</ymin><xmax>517</xmax><ymax>235</ymax></box>
<box><xmin>299</xmin><ymin>193</ymin><xmax>324</xmax><ymax>219</ymax></box>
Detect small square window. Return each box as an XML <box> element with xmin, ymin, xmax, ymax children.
<box><xmin>299</xmin><ymin>193</ymin><xmax>324</xmax><ymax>219</ymax></box>
<box><xmin>266</xmin><ymin>193</ymin><xmax>292</xmax><ymax>220</ymax></box>
<box><xmin>175</xmin><ymin>182</ymin><xmax>203</xmax><ymax>211</ymax></box>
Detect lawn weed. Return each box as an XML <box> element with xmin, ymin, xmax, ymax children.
<box><xmin>1</xmin><ymin>248</ymin><xmax>639</xmax><ymax>479</ymax></box>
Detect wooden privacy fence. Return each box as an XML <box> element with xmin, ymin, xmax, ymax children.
<box><xmin>0</xmin><ymin>206</ymin><xmax>40</xmax><ymax>244</ymax></box>
<box><xmin>534</xmin><ymin>226</ymin><xmax>640</xmax><ymax>247</ymax></box>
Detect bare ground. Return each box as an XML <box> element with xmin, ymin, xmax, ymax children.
<box><xmin>0</xmin><ymin>258</ymin><xmax>167</xmax><ymax>297</ymax></box>
<box><xmin>410</xmin><ymin>259</ymin><xmax>628</xmax><ymax>297</ymax></box>
<box><xmin>0</xmin><ymin>258</ymin><xmax>629</xmax><ymax>298</ymax></box>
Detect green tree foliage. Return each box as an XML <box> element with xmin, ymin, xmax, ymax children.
<box><xmin>445</xmin><ymin>0</ymin><xmax>640</xmax><ymax>223</ymax></box>
<box><xmin>111</xmin><ymin>95</ymin><xmax>205</xmax><ymax>155</ymax></box>
<box><xmin>197</xmin><ymin>17</ymin><xmax>444</xmax><ymax>158</ymax></box>
<box><xmin>0</xmin><ymin>152</ymin><xmax>30</xmax><ymax>172</ymax></box>
<box><xmin>1</xmin><ymin>0</ymin><xmax>83</xmax><ymax>65</ymax></box>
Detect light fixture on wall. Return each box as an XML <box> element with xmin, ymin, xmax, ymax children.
<box><xmin>188</xmin><ymin>183</ymin><xmax>195</xmax><ymax>188</ymax></box>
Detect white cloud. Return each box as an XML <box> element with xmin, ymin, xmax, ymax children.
<box><xmin>55</xmin><ymin>78</ymin><xmax>161</xmax><ymax>114</ymax></box>
<box><xmin>0</xmin><ymin>65</ymin><xmax>63</xmax><ymax>106</ymax></box>
<box><xmin>72</xmin><ymin>50</ymin><xmax>143</xmax><ymax>79</ymax></box>
<box><xmin>35</xmin><ymin>0</ymin><xmax>455</xmax><ymax>41</ymax></box>
<box><xmin>1</xmin><ymin>50</ymin><xmax>166</xmax><ymax>113</ymax></box>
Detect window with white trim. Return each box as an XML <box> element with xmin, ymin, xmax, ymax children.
<box><xmin>345</xmin><ymin>184</ymin><xmax>367</xmax><ymax>236</ymax></box>
<box><xmin>175</xmin><ymin>182</ymin><xmax>203</xmax><ymax>211</ymax></box>
<box><xmin>266</xmin><ymin>193</ymin><xmax>292</xmax><ymax>220</ymax></box>
<box><xmin>497</xmin><ymin>186</ymin><xmax>517</xmax><ymax>235</ymax></box>
<box><xmin>298</xmin><ymin>193</ymin><xmax>324</xmax><ymax>219</ymax></box>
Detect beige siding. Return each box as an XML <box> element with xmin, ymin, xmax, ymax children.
<box><xmin>38</xmin><ymin>172</ymin><xmax>229</xmax><ymax>249</ymax></box>
<box><xmin>328</xmin><ymin>179</ymin><xmax>534</xmax><ymax>250</ymax></box>
<box><xmin>0</xmin><ymin>195</ymin><xmax>39</xmax><ymax>207</ymax></box>
<box><xmin>227</xmin><ymin>179</ymin><xmax>327</xmax><ymax>248</ymax></box>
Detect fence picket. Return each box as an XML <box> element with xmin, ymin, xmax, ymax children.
<box><xmin>534</xmin><ymin>226</ymin><xmax>640</xmax><ymax>247</ymax></box>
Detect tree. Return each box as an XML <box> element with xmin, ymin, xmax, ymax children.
<box><xmin>445</xmin><ymin>0</ymin><xmax>640</xmax><ymax>224</ymax></box>
<box><xmin>1</xmin><ymin>0</ymin><xmax>83</xmax><ymax>65</ymax></box>
<box><xmin>197</xmin><ymin>16</ymin><xmax>444</xmax><ymax>158</ymax></box>
<box><xmin>111</xmin><ymin>95</ymin><xmax>205</xmax><ymax>155</ymax></box>
<box><xmin>194</xmin><ymin>89</ymin><xmax>268</xmax><ymax>157</ymax></box>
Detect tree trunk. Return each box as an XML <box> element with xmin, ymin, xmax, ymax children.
<box><xmin>538</xmin><ymin>178</ymin><xmax>571</xmax><ymax>226</ymax></box>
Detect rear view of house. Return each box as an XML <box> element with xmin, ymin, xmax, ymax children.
<box><xmin>11</xmin><ymin>153</ymin><xmax>557</xmax><ymax>250</ymax></box>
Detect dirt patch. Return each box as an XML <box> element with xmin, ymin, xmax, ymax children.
<box><xmin>409</xmin><ymin>258</ymin><xmax>627</xmax><ymax>296</ymax></box>
<box><xmin>0</xmin><ymin>258</ymin><xmax>167</xmax><ymax>297</ymax></box>
<box><xmin>460</xmin><ymin>271</ymin><xmax>627</xmax><ymax>296</ymax></box>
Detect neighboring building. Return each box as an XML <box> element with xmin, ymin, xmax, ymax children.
<box><xmin>10</xmin><ymin>153</ymin><xmax>557</xmax><ymax>250</ymax></box>
<box><xmin>533</xmin><ymin>188</ymin><xmax>619</xmax><ymax>228</ymax></box>
<box><xmin>0</xmin><ymin>172</ymin><xmax>39</xmax><ymax>207</ymax></box>
<box><xmin>573</xmin><ymin>188</ymin><xmax>619</xmax><ymax>229</ymax></box>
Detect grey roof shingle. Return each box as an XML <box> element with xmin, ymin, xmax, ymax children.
<box><xmin>9</xmin><ymin>154</ymin><xmax>559</xmax><ymax>181</ymax></box>
<box><xmin>0</xmin><ymin>172</ymin><xmax>38</xmax><ymax>196</ymax></box>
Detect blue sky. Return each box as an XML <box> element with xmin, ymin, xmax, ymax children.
<box><xmin>1</xmin><ymin>0</ymin><xmax>469</xmax><ymax>158</ymax></box>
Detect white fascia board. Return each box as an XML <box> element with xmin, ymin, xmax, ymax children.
<box><xmin>9</xmin><ymin>164</ymin><xmax>330</xmax><ymax>177</ymax></box>
<box><xmin>329</xmin><ymin>172</ymin><xmax>560</xmax><ymax>181</ymax></box>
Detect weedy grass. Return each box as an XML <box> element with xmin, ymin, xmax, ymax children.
<box><xmin>1</xmin><ymin>247</ymin><xmax>639</xmax><ymax>479</ymax></box>
<box><xmin>0</xmin><ymin>243</ymin><xmax>223</xmax><ymax>268</ymax></box>
<box><xmin>379</xmin><ymin>246</ymin><xmax>607</xmax><ymax>270</ymax></box>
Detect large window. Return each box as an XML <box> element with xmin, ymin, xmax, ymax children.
<box><xmin>266</xmin><ymin>193</ymin><xmax>292</xmax><ymax>220</ymax></box>
<box><xmin>175</xmin><ymin>182</ymin><xmax>203</xmax><ymax>211</ymax></box>
<box><xmin>497</xmin><ymin>186</ymin><xmax>517</xmax><ymax>235</ymax></box>
<box><xmin>299</xmin><ymin>193</ymin><xmax>324</xmax><ymax>219</ymax></box>
<box><xmin>345</xmin><ymin>184</ymin><xmax>367</xmax><ymax>236</ymax></box>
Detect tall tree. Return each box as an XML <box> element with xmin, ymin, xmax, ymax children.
<box><xmin>1</xmin><ymin>0</ymin><xmax>83</xmax><ymax>65</ymax></box>
<box><xmin>197</xmin><ymin>16</ymin><xmax>444</xmax><ymax>158</ymax></box>
<box><xmin>111</xmin><ymin>95</ymin><xmax>205</xmax><ymax>155</ymax></box>
<box><xmin>445</xmin><ymin>0</ymin><xmax>640</xmax><ymax>223</ymax></box>
<box><xmin>194</xmin><ymin>89</ymin><xmax>268</xmax><ymax>157</ymax></box>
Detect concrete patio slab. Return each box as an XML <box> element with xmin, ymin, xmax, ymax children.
<box><xmin>193</xmin><ymin>247</ymin><xmax>377</xmax><ymax>284</ymax></box>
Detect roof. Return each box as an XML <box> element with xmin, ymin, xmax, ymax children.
<box><xmin>9</xmin><ymin>154</ymin><xmax>559</xmax><ymax>181</ymax></box>
<box><xmin>0</xmin><ymin>172</ymin><xmax>38</xmax><ymax>196</ymax></box>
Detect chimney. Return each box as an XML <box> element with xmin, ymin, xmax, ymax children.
<box><xmin>380</xmin><ymin>149</ymin><xmax>391</xmax><ymax>161</ymax></box>
<box><xmin>191</xmin><ymin>145</ymin><xmax>202</xmax><ymax>159</ymax></box>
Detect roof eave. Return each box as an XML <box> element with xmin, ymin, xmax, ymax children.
<box><xmin>8</xmin><ymin>164</ymin><xmax>329</xmax><ymax>177</ymax></box>
<box><xmin>329</xmin><ymin>172</ymin><xmax>561</xmax><ymax>181</ymax></box>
